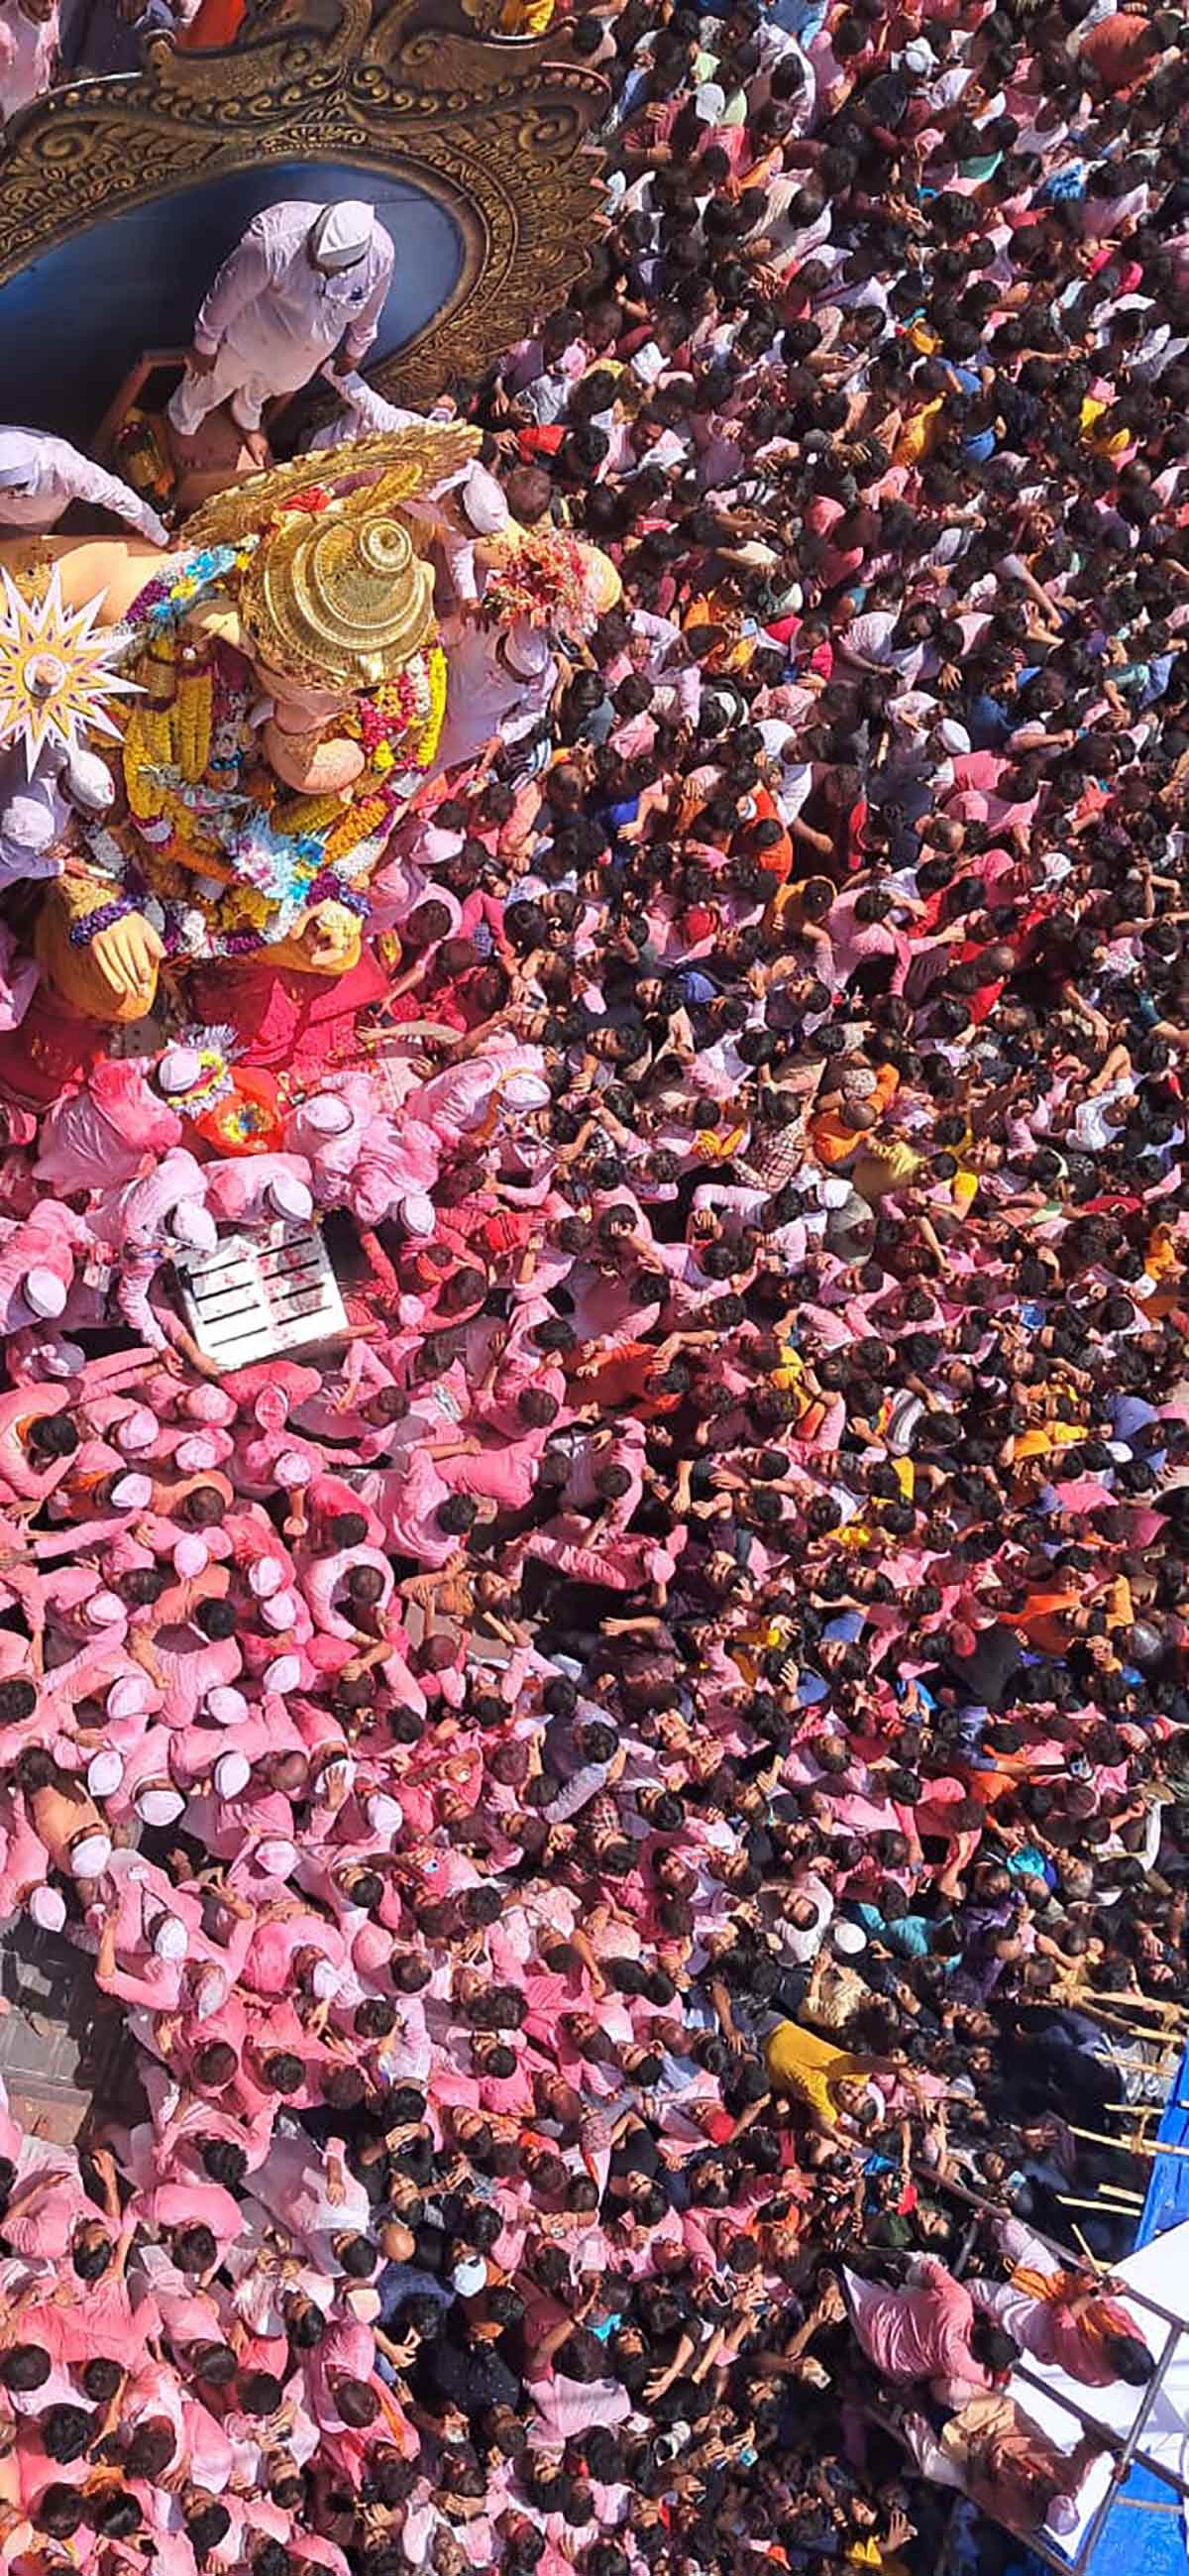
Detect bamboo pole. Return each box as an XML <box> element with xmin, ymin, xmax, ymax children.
<box><xmin>1092</xmin><ymin>1992</ymin><xmax>1187</xmax><ymax>2020</ymax></box>
<box><xmin>1068</xmin><ymin>2123</ymin><xmax>1154</xmax><ymax>2155</ymax></box>
<box><xmin>1071</xmin><ymin>2224</ymin><xmax>1104</xmax><ymax>2272</ymax></box>
<box><xmin>1059</xmin><ymin>2192</ymin><xmax>1143</xmax><ymax>2213</ymax></box>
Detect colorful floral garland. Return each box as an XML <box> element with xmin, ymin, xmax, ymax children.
<box><xmin>483</xmin><ymin>524</ymin><xmax>594</xmax><ymax>631</ymax></box>
<box><xmin>87</xmin><ymin>550</ymin><xmax>448</xmax><ymax>964</ymax></box>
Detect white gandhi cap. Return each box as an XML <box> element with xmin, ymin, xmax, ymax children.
<box><xmin>64</xmin><ymin>748</ymin><xmax>115</xmax><ymax>814</ymax></box>
<box><xmin>258</xmin><ymin>1834</ymin><xmax>297</xmax><ymax>1877</ymax></box>
<box><xmin>303</xmin><ymin>1093</ymin><xmax>354</xmax><ymax>1135</ymax></box>
<box><xmin>398</xmin><ymin>1192</ymin><xmax>435</xmax><ymax>1237</ymax></box>
<box><xmin>264</xmin><ymin>1653</ymin><xmax>301</xmax><ymax>1695</ymax></box>
<box><xmin>206</xmin><ymin>1686</ymin><xmax>249</xmax><ymax>1727</ymax></box>
<box><xmin>310</xmin><ymin>200</ymin><xmax>376</xmax><ymax>271</ymax></box>
<box><xmin>214</xmin><ymin>1751</ymin><xmax>251</xmax><ymax>1800</ymax></box>
<box><xmin>116</xmin><ymin>1407</ymin><xmax>159</xmax><ymax>1453</ymax></box>
<box><xmin>268</xmin><ymin>1173</ymin><xmax>314</xmax><ymax>1222</ymax></box>
<box><xmin>158</xmin><ymin>1046</ymin><xmax>204</xmax><ymax>1096</ymax></box>
<box><xmin>87</xmin><ymin>1750</ymin><xmax>125</xmax><ymax>1799</ymax></box>
<box><xmin>108</xmin><ymin>1674</ymin><xmax>153</xmax><ymax>1721</ymax></box>
<box><xmin>29</xmin><ymin>1885</ymin><xmax>66</xmax><ymax>1932</ymax></box>
<box><xmin>68</xmin><ymin>1831</ymin><xmax>112</xmax><ymax>1878</ymax></box>
<box><xmin>23</xmin><ymin>1268</ymin><xmax>65</xmax><ymax>1319</ymax></box>
<box><xmin>171</xmin><ymin>1200</ymin><xmax>218</xmax><ymax>1254</ymax></box>
<box><xmin>137</xmin><ymin>1786</ymin><xmax>185</xmax><ymax>1827</ymax></box>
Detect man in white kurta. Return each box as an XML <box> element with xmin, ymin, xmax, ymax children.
<box><xmin>0</xmin><ymin>0</ymin><xmax>57</xmax><ymax>126</ymax></box>
<box><xmin>429</xmin><ymin>617</ymin><xmax>556</xmax><ymax>779</ymax></box>
<box><xmin>0</xmin><ymin>427</ymin><xmax>169</xmax><ymax>545</ymax></box>
<box><xmin>167</xmin><ymin>200</ymin><xmax>395</xmax><ymax>453</ymax></box>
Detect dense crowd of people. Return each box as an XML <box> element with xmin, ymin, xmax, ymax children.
<box><xmin>1</xmin><ymin>0</ymin><xmax>1189</xmax><ymax>2573</ymax></box>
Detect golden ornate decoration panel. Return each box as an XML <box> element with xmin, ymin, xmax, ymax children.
<box><xmin>0</xmin><ymin>0</ymin><xmax>606</xmax><ymax>404</ymax></box>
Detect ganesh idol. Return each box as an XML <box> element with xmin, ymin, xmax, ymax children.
<box><xmin>0</xmin><ymin>421</ymin><xmax>612</xmax><ymax>1031</ymax></box>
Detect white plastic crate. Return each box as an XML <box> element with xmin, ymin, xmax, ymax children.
<box><xmin>174</xmin><ymin>1218</ymin><xmax>349</xmax><ymax>1370</ymax></box>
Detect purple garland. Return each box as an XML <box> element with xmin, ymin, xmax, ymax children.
<box><xmin>68</xmin><ymin>897</ymin><xmax>138</xmax><ymax>949</ymax></box>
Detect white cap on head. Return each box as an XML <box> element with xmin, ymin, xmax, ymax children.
<box><xmin>30</xmin><ymin>1885</ymin><xmax>66</xmax><ymax>1932</ymax></box>
<box><xmin>275</xmin><ymin>1450</ymin><xmax>312</xmax><ymax>1488</ymax></box>
<box><xmin>367</xmin><ymin>1792</ymin><xmax>403</xmax><ymax>1838</ymax></box>
<box><xmin>502</xmin><ymin>1071</ymin><xmax>550</xmax><ymax>1111</ymax></box>
<box><xmin>694</xmin><ymin>77</ymin><xmax>725</xmax><ymax>116</ymax></box>
<box><xmin>108</xmin><ymin>1674</ymin><xmax>153</xmax><ymax>1722</ymax></box>
<box><xmin>85</xmin><ymin>1590</ymin><xmax>125</xmax><ymax>1628</ymax></box>
<box><xmin>174</xmin><ymin>1435</ymin><xmax>219</xmax><ymax>1474</ymax></box>
<box><xmin>268</xmin><ymin>1171</ymin><xmax>314</xmax><ymax>1222</ymax></box>
<box><xmin>262</xmin><ymin>1590</ymin><xmax>299</xmax><ymax>1631</ymax></box>
<box><xmin>250</xmin><ymin>1558</ymin><xmax>285</xmax><ymax>1601</ymax></box>
<box><xmin>462</xmin><ymin>463</ymin><xmax>507</xmax><ymax>537</ymax></box>
<box><xmin>310</xmin><ymin>200</ymin><xmax>376</xmax><ymax>272</ymax></box>
<box><xmin>68</xmin><ymin>1831</ymin><xmax>112</xmax><ymax>1879</ymax></box>
<box><xmin>398</xmin><ymin>1192</ymin><xmax>435</xmax><ymax>1238</ymax></box>
<box><xmin>819</xmin><ymin>1176</ymin><xmax>852</xmax><ymax>1209</ymax></box>
<box><xmin>87</xmin><ymin>1749</ymin><xmax>125</xmax><ymax>1799</ymax></box>
<box><xmin>206</xmin><ymin>1685</ymin><xmax>248</xmax><ymax>1727</ymax></box>
<box><xmin>23</xmin><ymin>1266</ymin><xmax>65</xmax><ymax>1320</ymax></box>
<box><xmin>152</xmin><ymin>1913</ymin><xmax>189</xmax><ymax>1961</ymax></box>
<box><xmin>110</xmin><ymin>1472</ymin><xmax>154</xmax><ymax>1511</ymax></box>
<box><xmin>452</xmin><ymin>2258</ymin><xmax>487</xmax><ymax>2297</ymax></box>
<box><xmin>194</xmin><ymin>1965</ymin><xmax>228</xmax><ymax>2019</ymax></box>
<box><xmin>117</xmin><ymin>1407</ymin><xmax>159</xmax><ymax>1453</ymax></box>
<box><xmin>137</xmin><ymin>1785</ymin><xmax>185</xmax><ymax>1828</ymax></box>
<box><xmin>4</xmin><ymin>791</ymin><xmax>54</xmax><ymax>854</ymax></box>
<box><xmin>187</xmin><ymin>1385</ymin><xmax>235</xmax><ymax>1425</ymax></box>
<box><xmin>64</xmin><ymin>747</ymin><xmax>115</xmax><ymax>814</ymax></box>
<box><xmin>171</xmin><ymin>1200</ymin><xmax>217</xmax><ymax>1254</ymax></box>
<box><xmin>303</xmin><ymin>1093</ymin><xmax>353</xmax><ymax>1135</ymax></box>
<box><xmin>832</xmin><ymin>1921</ymin><xmax>867</xmax><ymax>1957</ymax></box>
<box><xmin>158</xmin><ymin>1046</ymin><xmax>204</xmax><ymax>1096</ymax></box>
<box><xmin>258</xmin><ymin>1833</ymin><xmax>297</xmax><ymax>1877</ymax></box>
<box><xmin>264</xmin><ymin>1653</ymin><xmax>301</xmax><ymax>1695</ymax></box>
<box><xmin>172</xmin><ymin>1534</ymin><xmax>209</xmax><ymax>1579</ymax></box>
<box><xmin>504</xmin><ymin>618</ymin><xmax>552</xmax><ymax>679</ymax></box>
<box><xmin>214</xmin><ymin>1750</ymin><xmax>251</xmax><ymax>1800</ymax></box>
<box><xmin>310</xmin><ymin>1957</ymin><xmax>339</xmax><ymax>2001</ymax></box>
<box><xmin>422</xmin><ymin>824</ymin><xmax>463</xmax><ymax>865</ymax></box>
<box><xmin>38</xmin><ymin>1336</ymin><xmax>84</xmax><ymax>1380</ymax></box>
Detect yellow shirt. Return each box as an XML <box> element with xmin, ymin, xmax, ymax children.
<box><xmin>765</xmin><ymin>2020</ymin><xmax>878</xmax><ymax>2126</ymax></box>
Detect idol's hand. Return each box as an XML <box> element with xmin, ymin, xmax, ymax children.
<box><xmin>91</xmin><ymin>911</ymin><xmax>163</xmax><ymax>1008</ymax></box>
<box><xmin>298</xmin><ymin>899</ymin><xmax>357</xmax><ymax>971</ymax></box>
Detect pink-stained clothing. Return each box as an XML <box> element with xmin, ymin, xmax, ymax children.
<box><xmin>35</xmin><ymin>1061</ymin><xmax>182</xmax><ymax>1192</ymax></box>
<box><xmin>843</xmin><ymin>2258</ymin><xmax>994</xmax><ymax>2405</ymax></box>
<box><xmin>203</xmin><ymin>1154</ymin><xmax>315</xmax><ymax>1227</ymax></box>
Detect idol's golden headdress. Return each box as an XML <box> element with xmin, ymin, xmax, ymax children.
<box><xmin>182</xmin><ymin>422</ymin><xmax>482</xmax><ymax>690</ymax></box>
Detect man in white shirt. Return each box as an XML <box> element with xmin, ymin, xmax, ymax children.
<box><xmin>0</xmin><ymin>426</ymin><xmax>168</xmax><ymax>546</ymax></box>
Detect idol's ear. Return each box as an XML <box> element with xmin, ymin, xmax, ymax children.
<box><xmin>183</xmin><ymin>594</ymin><xmax>244</xmax><ymax>652</ymax></box>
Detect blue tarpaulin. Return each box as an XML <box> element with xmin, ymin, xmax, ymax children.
<box><xmin>1081</xmin><ymin>2041</ymin><xmax>1189</xmax><ymax>2576</ymax></box>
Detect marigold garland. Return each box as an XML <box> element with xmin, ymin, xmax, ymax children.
<box><xmin>96</xmin><ymin>550</ymin><xmax>448</xmax><ymax>963</ymax></box>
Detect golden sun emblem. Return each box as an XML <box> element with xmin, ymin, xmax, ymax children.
<box><xmin>0</xmin><ymin>567</ymin><xmax>140</xmax><ymax>773</ymax></box>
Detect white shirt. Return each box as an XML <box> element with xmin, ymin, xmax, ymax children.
<box><xmin>0</xmin><ymin>426</ymin><xmax>168</xmax><ymax>544</ymax></box>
